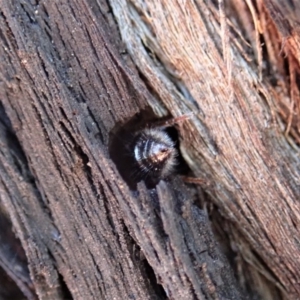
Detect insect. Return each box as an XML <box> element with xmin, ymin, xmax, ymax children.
<box><xmin>131</xmin><ymin>128</ymin><xmax>177</xmax><ymax>184</ymax></box>
<box><xmin>109</xmin><ymin>113</ymin><xmax>193</xmax><ymax>189</ymax></box>
<box><xmin>128</xmin><ymin>114</ymin><xmax>193</xmax><ymax>187</ymax></box>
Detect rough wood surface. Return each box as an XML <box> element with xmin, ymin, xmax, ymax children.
<box><xmin>0</xmin><ymin>0</ymin><xmax>246</xmax><ymax>299</ymax></box>
<box><xmin>0</xmin><ymin>0</ymin><xmax>299</xmax><ymax>300</ymax></box>
<box><xmin>110</xmin><ymin>0</ymin><xmax>300</xmax><ymax>299</ymax></box>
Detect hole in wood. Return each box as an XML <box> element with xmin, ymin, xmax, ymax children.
<box><xmin>109</xmin><ymin>109</ymin><xmax>189</xmax><ymax>190</ymax></box>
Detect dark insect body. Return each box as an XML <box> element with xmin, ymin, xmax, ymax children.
<box><xmin>131</xmin><ymin>128</ymin><xmax>177</xmax><ymax>183</ymax></box>
<box><xmin>109</xmin><ymin>113</ymin><xmax>192</xmax><ymax>189</ymax></box>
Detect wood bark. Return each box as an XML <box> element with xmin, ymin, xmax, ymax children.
<box><xmin>0</xmin><ymin>0</ymin><xmax>299</xmax><ymax>300</ymax></box>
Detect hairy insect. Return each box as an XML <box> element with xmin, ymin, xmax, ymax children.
<box><xmin>109</xmin><ymin>113</ymin><xmax>192</xmax><ymax>189</ymax></box>
<box><xmin>128</xmin><ymin>114</ymin><xmax>193</xmax><ymax>186</ymax></box>
<box><xmin>131</xmin><ymin>128</ymin><xmax>177</xmax><ymax>183</ymax></box>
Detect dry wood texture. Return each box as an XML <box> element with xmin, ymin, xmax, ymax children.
<box><xmin>0</xmin><ymin>0</ymin><xmax>299</xmax><ymax>300</ymax></box>
<box><xmin>111</xmin><ymin>0</ymin><xmax>300</xmax><ymax>299</ymax></box>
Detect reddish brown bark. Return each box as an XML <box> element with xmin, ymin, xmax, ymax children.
<box><xmin>0</xmin><ymin>0</ymin><xmax>299</xmax><ymax>299</ymax></box>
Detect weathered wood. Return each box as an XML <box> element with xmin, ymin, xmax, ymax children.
<box><xmin>0</xmin><ymin>0</ymin><xmax>249</xmax><ymax>299</ymax></box>
<box><xmin>0</xmin><ymin>0</ymin><xmax>299</xmax><ymax>299</ymax></box>
<box><xmin>0</xmin><ymin>0</ymin><xmax>154</xmax><ymax>299</ymax></box>
<box><xmin>111</xmin><ymin>0</ymin><xmax>300</xmax><ymax>299</ymax></box>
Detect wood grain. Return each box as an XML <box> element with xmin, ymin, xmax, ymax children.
<box><xmin>0</xmin><ymin>0</ymin><xmax>299</xmax><ymax>299</ymax></box>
